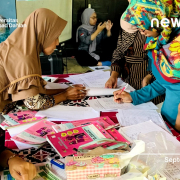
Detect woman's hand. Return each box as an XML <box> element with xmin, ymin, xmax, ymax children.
<box><xmin>139</xmin><ymin>29</ymin><xmax>159</xmax><ymax>38</ymax></box>
<box><xmin>105</xmin><ymin>76</ymin><xmax>118</xmax><ymax>88</ymax></box>
<box><xmin>142</xmin><ymin>74</ymin><xmax>152</xmax><ymax>87</ymax></box>
<box><xmin>106</xmin><ymin>20</ymin><xmax>113</xmax><ymax>31</ymax></box>
<box><xmin>175</xmin><ymin>103</ymin><xmax>180</xmax><ymax>131</ymax></box>
<box><xmin>97</xmin><ymin>22</ymin><xmax>106</xmax><ymax>32</ymax></box>
<box><xmin>113</xmin><ymin>90</ymin><xmax>132</xmax><ymax>103</ymax></box>
<box><xmin>64</xmin><ymin>85</ymin><xmax>86</xmax><ymax>100</ymax></box>
<box><xmin>8</xmin><ymin>156</ymin><xmax>37</xmax><ymax>180</ymax></box>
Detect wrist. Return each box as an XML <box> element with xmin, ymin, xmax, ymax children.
<box><xmin>8</xmin><ymin>154</ymin><xmax>20</xmax><ymax>166</ymax></box>
<box><xmin>111</xmin><ymin>71</ymin><xmax>119</xmax><ymax>78</ymax></box>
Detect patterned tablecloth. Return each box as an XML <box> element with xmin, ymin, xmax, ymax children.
<box><xmin>3</xmin><ymin>74</ymin><xmax>180</xmax><ymax>164</ymax></box>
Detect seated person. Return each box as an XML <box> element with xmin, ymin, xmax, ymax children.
<box><xmin>0</xmin><ymin>128</ymin><xmax>36</xmax><ymax>179</ymax></box>
<box><xmin>75</xmin><ymin>8</ymin><xmax>113</xmax><ymax>66</ymax></box>
<box><xmin>0</xmin><ymin>8</ymin><xmax>86</xmax><ymax>114</ymax></box>
<box><xmin>0</xmin><ymin>15</ymin><xmax>10</xmax><ymax>43</ymax></box>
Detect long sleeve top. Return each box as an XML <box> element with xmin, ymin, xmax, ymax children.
<box><xmin>130</xmin><ymin>51</ymin><xmax>180</xmax><ymax>126</ymax></box>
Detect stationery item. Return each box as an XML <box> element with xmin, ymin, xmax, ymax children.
<box><xmin>88</xmin><ymin>66</ymin><xmax>110</xmax><ymax>71</ymax></box>
<box><xmin>36</xmin><ymin>106</ymin><xmax>100</xmax><ymax>121</ymax></box>
<box><xmin>46</xmin><ymin>122</ymin><xmax>114</xmax><ymax>157</ymax></box>
<box><xmin>42</xmin><ymin>76</ymin><xmax>59</xmax><ymax>82</ymax></box>
<box><xmin>117</xmin><ymin>109</ymin><xmax>169</xmax><ymax>132</ymax></box>
<box><xmin>119</xmin><ymin>121</ymin><xmax>180</xmax><ymax>147</ymax></box>
<box><xmin>97</xmin><ymin>97</ymin><xmax>134</xmax><ymax>110</ymax></box>
<box><xmin>12</xmin><ymin>120</ymin><xmax>56</xmax><ymax>145</ymax></box>
<box><xmin>65</xmin><ymin>155</ymin><xmax>121</xmax><ymax>180</ymax></box>
<box><xmin>0</xmin><ymin>110</ymin><xmax>44</xmax><ymax>130</ymax></box>
<box><xmin>46</xmin><ymin>156</ymin><xmax>65</xmax><ymax>169</ymax></box>
<box><xmin>105</xmin><ymin>123</ymin><xmax>120</xmax><ymax>130</ymax></box>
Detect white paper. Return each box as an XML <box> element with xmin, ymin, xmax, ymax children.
<box><xmin>97</xmin><ymin>97</ymin><xmax>134</xmax><ymax>110</ymax></box>
<box><xmin>86</xmin><ymin>99</ymin><xmax>118</xmax><ymax>112</ymax></box>
<box><xmin>132</xmin><ymin>102</ymin><xmax>158</xmax><ymax>110</ymax></box>
<box><xmin>89</xmin><ymin>66</ymin><xmax>110</xmax><ymax>71</ymax></box>
<box><xmin>45</xmin><ymin>82</ymin><xmax>69</xmax><ymax>89</ymax></box>
<box><xmin>117</xmin><ymin>109</ymin><xmax>168</xmax><ymax>131</ymax></box>
<box><xmin>8</xmin><ymin>122</ymin><xmax>38</xmax><ymax>137</ymax></box>
<box><xmin>36</xmin><ymin>105</ymin><xmax>100</xmax><ymax>121</ymax></box>
<box><xmin>119</xmin><ymin>121</ymin><xmax>180</xmax><ymax>147</ymax></box>
<box><xmin>86</xmin><ymin>87</ymin><xmax>130</xmax><ymax>96</ymax></box>
<box><xmin>12</xmin><ymin>139</ymin><xmax>41</xmax><ymax>150</ymax></box>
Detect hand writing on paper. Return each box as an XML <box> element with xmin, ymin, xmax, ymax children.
<box><xmin>64</xmin><ymin>85</ymin><xmax>86</xmax><ymax>100</ymax></box>
<box><xmin>113</xmin><ymin>90</ymin><xmax>132</xmax><ymax>103</ymax></box>
<box><xmin>9</xmin><ymin>156</ymin><xmax>37</xmax><ymax>180</ymax></box>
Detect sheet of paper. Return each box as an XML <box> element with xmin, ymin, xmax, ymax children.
<box><xmin>45</xmin><ymin>82</ymin><xmax>69</xmax><ymax>89</ymax></box>
<box><xmin>132</xmin><ymin>102</ymin><xmax>158</xmax><ymax>110</ymax></box>
<box><xmin>36</xmin><ymin>106</ymin><xmax>100</xmax><ymax>121</ymax></box>
<box><xmin>88</xmin><ymin>66</ymin><xmax>110</xmax><ymax>71</ymax></box>
<box><xmin>117</xmin><ymin>109</ymin><xmax>168</xmax><ymax>131</ymax></box>
<box><xmin>119</xmin><ymin>121</ymin><xmax>180</xmax><ymax>147</ymax></box>
<box><xmin>86</xmin><ymin>99</ymin><xmax>118</xmax><ymax>112</ymax></box>
<box><xmin>97</xmin><ymin>97</ymin><xmax>134</xmax><ymax>110</ymax></box>
<box><xmin>86</xmin><ymin>87</ymin><xmax>130</xmax><ymax>96</ymax></box>
<box><xmin>8</xmin><ymin>121</ymin><xmax>38</xmax><ymax>137</ymax></box>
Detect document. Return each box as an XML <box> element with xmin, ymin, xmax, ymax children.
<box><xmin>132</xmin><ymin>102</ymin><xmax>158</xmax><ymax>110</ymax></box>
<box><xmin>119</xmin><ymin>121</ymin><xmax>180</xmax><ymax>147</ymax></box>
<box><xmin>117</xmin><ymin>109</ymin><xmax>168</xmax><ymax>131</ymax></box>
<box><xmin>97</xmin><ymin>97</ymin><xmax>134</xmax><ymax>110</ymax></box>
<box><xmin>36</xmin><ymin>106</ymin><xmax>100</xmax><ymax>121</ymax></box>
<box><xmin>89</xmin><ymin>66</ymin><xmax>110</xmax><ymax>71</ymax></box>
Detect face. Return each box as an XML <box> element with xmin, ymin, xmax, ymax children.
<box><xmin>43</xmin><ymin>37</ymin><xmax>59</xmax><ymax>55</ymax></box>
<box><xmin>89</xmin><ymin>12</ymin><xmax>97</xmax><ymax>26</ymax></box>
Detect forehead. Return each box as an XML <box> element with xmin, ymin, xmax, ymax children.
<box><xmin>91</xmin><ymin>12</ymin><xmax>97</xmax><ymax>17</ymax></box>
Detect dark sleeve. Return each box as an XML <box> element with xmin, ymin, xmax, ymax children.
<box><xmin>78</xmin><ymin>28</ymin><xmax>93</xmax><ymax>45</ymax></box>
<box><xmin>0</xmin><ymin>127</ymin><xmax>6</xmax><ymax>170</ymax></box>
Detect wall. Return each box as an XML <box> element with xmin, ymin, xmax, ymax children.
<box><xmin>0</xmin><ymin>0</ymin><xmax>16</xmax><ymax>34</ymax></box>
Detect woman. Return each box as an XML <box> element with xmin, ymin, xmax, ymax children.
<box><xmin>113</xmin><ymin>29</ymin><xmax>180</xmax><ymax>130</ymax></box>
<box><xmin>105</xmin><ymin>11</ymin><xmax>164</xmax><ymax>104</ymax></box>
<box><xmin>0</xmin><ymin>8</ymin><xmax>86</xmax><ymax>114</ymax></box>
<box><xmin>75</xmin><ymin>8</ymin><xmax>113</xmax><ymax>66</ymax></box>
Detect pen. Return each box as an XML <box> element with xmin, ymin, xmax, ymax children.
<box><xmin>105</xmin><ymin>123</ymin><xmax>120</xmax><ymax>130</ymax></box>
<box><xmin>120</xmin><ymin>84</ymin><xmax>129</xmax><ymax>94</ymax></box>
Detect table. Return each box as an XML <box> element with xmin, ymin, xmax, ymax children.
<box><xmin>4</xmin><ymin>74</ymin><xmax>180</xmax><ymax>164</ymax></box>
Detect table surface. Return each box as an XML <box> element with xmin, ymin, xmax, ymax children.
<box><xmin>4</xmin><ymin>74</ymin><xmax>180</xmax><ymax>164</ymax></box>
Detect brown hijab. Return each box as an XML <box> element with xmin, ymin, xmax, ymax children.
<box><xmin>0</xmin><ymin>8</ymin><xmax>67</xmax><ymax>111</ymax></box>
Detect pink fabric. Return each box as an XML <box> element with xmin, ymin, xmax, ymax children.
<box><xmin>5</xmin><ymin>74</ymin><xmax>180</xmax><ymax>149</ymax></box>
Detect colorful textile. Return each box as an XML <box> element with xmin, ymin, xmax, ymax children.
<box><xmin>122</xmin><ymin>0</ymin><xmax>180</xmax><ymax>50</ymax></box>
<box><xmin>151</xmin><ymin>28</ymin><xmax>180</xmax><ymax>83</ymax></box>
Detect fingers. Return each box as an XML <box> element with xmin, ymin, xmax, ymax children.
<box><xmin>113</xmin><ymin>83</ymin><xmax>117</xmax><ymax>88</ymax></box>
<box><xmin>98</xmin><ymin>22</ymin><xmax>102</xmax><ymax>26</ymax></box>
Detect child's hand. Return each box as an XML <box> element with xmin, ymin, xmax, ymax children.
<box><xmin>113</xmin><ymin>90</ymin><xmax>132</xmax><ymax>103</ymax></box>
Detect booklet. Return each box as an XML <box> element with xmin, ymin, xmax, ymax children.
<box><xmin>0</xmin><ymin>110</ymin><xmax>44</xmax><ymax>130</ymax></box>
<box><xmin>12</xmin><ymin>120</ymin><xmax>56</xmax><ymax>145</ymax></box>
<box><xmin>47</xmin><ymin>122</ymin><xmax>114</xmax><ymax>157</ymax></box>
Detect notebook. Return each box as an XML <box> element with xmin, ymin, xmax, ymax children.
<box><xmin>12</xmin><ymin>120</ymin><xmax>56</xmax><ymax>145</ymax></box>
<box><xmin>0</xmin><ymin>110</ymin><xmax>44</xmax><ymax>130</ymax></box>
<box><xmin>46</xmin><ymin>122</ymin><xmax>114</xmax><ymax>157</ymax></box>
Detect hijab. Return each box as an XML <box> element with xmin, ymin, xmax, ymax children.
<box><xmin>0</xmin><ymin>8</ymin><xmax>67</xmax><ymax>111</ymax></box>
<box><xmin>76</xmin><ymin>8</ymin><xmax>99</xmax><ymax>59</ymax></box>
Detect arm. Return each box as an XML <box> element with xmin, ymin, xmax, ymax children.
<box><xmin>130</xmin><ymin>80</ymin><xmax>166</xmax><ymax>105</ymax></box>
<box><xmin>45</xmin><ymin>88</ymin><xmax>67</xmax><ymax>95</ymax></box>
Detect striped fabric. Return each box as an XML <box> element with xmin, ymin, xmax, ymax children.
<box><xmin>111</xmin><ymin>30</ymin><xmax>164</xmax><ymax>105</ymax></box>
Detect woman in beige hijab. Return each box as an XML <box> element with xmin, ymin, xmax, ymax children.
<box><xmin>0</xmin><ymin>8</ymin><xmax>86</xmax><ymax>114</ymax></box>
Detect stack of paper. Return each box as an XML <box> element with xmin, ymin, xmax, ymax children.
<box><xmin>119</xmin><ymin>121</ymin><xmax>180</xmax><ymax>147</ymax></box>
<box><xmin>36</xmin><ymin>106</ymin><xmax>100</xmax><ymax>121</ymax></box>
<box><xmin>116</xmin><ymin>109</ymin><xmax>169</xmax><ymax>131</ymax></box>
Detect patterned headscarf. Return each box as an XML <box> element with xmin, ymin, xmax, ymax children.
<box><xmin>151</xmin><ymin>28</ymin><xmax>180</xmax><ymax>83</ymax></box>
<box><xmin>121</xmin><ymin>0</ymin><xmax>178</xmax><ymax>50</ymax></box>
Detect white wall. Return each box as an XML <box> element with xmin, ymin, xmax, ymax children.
<box><xmin>16</xmin><ymin>0</ymin><xmax>72</xmax><ymax>42</ymax></box>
